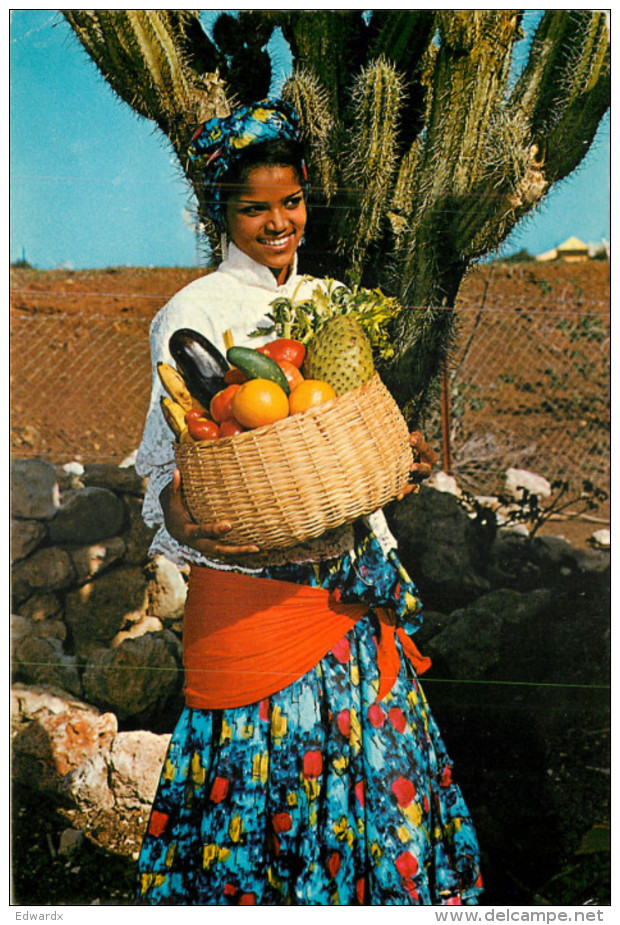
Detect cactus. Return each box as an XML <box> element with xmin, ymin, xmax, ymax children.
<box><xmin>62</xmin><ymin>9</ymin><xmax>610</xmax><ymax>417</ymax></box>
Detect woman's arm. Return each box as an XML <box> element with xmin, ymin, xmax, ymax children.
<box><xmin>136</xmin><ymin>294</ymin><xmax>261</xmax><ymax>561</ymax></box>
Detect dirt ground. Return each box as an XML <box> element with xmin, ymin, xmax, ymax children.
<box><xmin>10</xmin><ymin>260</ymin><xmax>610</xmax><ymax>548</ymax></box>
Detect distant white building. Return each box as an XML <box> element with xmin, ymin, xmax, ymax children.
<box><xmin>535</xmin><ymin>236</ymin><xmax>597</xmax><ymax>262</ymax></box>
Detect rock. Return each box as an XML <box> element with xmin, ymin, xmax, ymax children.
<box><xmin>111</xmin><ymin>615</ymin><xmax>164</xmax><ymax>647</ymax></box>
<box><xmin>386</xmin><ymin>486</ymin><xmax>492</xmax><ymax>609</ymax></box>
<box><xmin>428</xmin><ymin>471</ymin><xmax>462</xmax><ymax>496</ymax></box>
<box><xmin>505</xmin><ymin>467</ymin><xmax>552</xmax><ymax>501</ymax></box>
<box><xmin>64</xmin><ymin>566</ymin><xmax>149</xmax><ymax>651</ymax></box>
<box><xmin>18</xmin><ymin>592</ymin><xmax>63</xmax><ymax>622</ymax></box>
<box><xmin>11</xmin><ymin>458</ymin><xmax>60</xmax><ymax>520</ymax></box>
<box><xmin>590</xmin><ymin>529</ymin><xmax>610</xmax><ymax>549</ymax></box>
<box><xmin>59</xmin><ymin>728</ymin><xmax>170</xmax><ymax>856</ymax></box>
<box><xmin>48</xmin><ymin>487</ymin><xmax>126</xmax><ymax>544</ymax></box>
<box><xmin>487</xmin><ymin>532</ymin><xmax>542</xmax><ymax>589</ymax></box>
<box><xmin>12</xmin><ymin>630</ymin><xmax>82</xmax><ymax>697</ymax></box>
<box><xmin>82</xmin><ymin>463</ymin><xmax>145</xmax><ymax>496</ymax></box>
<box><xmin>426</xmin><ymin>587</ymin><xmax>553</xmax><ymax>680</ymax></box>
<box><xmin>532</xmin><ymin>535</ymin><xmax>578</xmax><ymax>573</ymax></box>
<box><xmin>119</xmin><ymin>450</ymin><xmax>138</xmax><ymax>469</ymax></box>
<box><xmin>62</xmin><ymin>461</ymin><xmax>85</xmax><ymax>478</ymax></box>
<box><xmin>55</xmin><ymin>461</ymin><xmax>86</xmax><ymax>492</ymax></box>
<box><xmin>66</xmin><ymin>536</ymin><xmax>126</xmax><ymax>585</ymax></box>
<box><xmin>123</xmin><ymin>494</ymin><xmax>157</xmax><ymax>564</ymax></box>
<box><xmin>59</xmin><ymin>752</ymin><xmax>115</xmax><ymax>812</ymax></box>
<box><xmin>11</xmin><ymin>518</ymin><xmax>47</xmax><ymax>562</ymax></box>
<box><xmin>146</xmin><ymin>555</ymin><xmax>187</xmax><ymax>621</ymax></box>
<box><xmin>11</xmin><ymin>684</ymin><xmax>117</xmax><ymax>793</ymax></box>
<box><xmin>58</xmin><ymin>828</ymin><xmax>85</xmax><ymax>856</ymax></box>
<box><xmin>12</xmin><ymin>613</ymin><xmax>67</xmax><ymax>643</ymax></box>
<box><xmin>498</xmin><ymin>521</ymin><xmax>530</xmax><ymax>536</ymax></box>
<box><xmin>108</xmin><ymin>730</ymin><xmax>170</xmax><ymax>811</ymax></box>
<box><xmin>82</xmin><ymin>632</ymin><xmax>181</xmax><ymax>720</ymax></box>
<box><xmin>574</xmin><ymin>547</ymin><xmax>611</xmax><ymax>574</ymax></box>
<box><xmin>12</xmin><ymin>546</ymin><xmax>76</xmax><ymax>605</ymax></box>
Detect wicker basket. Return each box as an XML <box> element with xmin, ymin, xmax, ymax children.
<box><xmin>175</xmin><ymin>372</ymin><xmax>412</xmax><ymax>550</ymax></box>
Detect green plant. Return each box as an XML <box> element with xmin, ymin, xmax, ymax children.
<box><xmin>253</xmin><ymin>279</ymin><xmax>404</xmax><ymax>370</ymax></box>
<box><xmin>460</xmin><ymin>479</ymin><xmax>608</xmax><ymax>540</ymax></box>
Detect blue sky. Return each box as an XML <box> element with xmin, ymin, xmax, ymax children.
<box><xmin>10</xmin><ymin>9</ymin><xmax>610</xmax><ymax>270</ymax></box>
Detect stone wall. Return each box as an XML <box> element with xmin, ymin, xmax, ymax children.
<box><xmin>11</xmin><ymin>458</ymin><xmax>188</xmax><ymax>727</ymax></box>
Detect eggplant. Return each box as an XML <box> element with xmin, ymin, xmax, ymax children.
<box><xmin>169</xmin><ymin>328</ymin><xmax>229</xmax><ymax>408</ymax></box>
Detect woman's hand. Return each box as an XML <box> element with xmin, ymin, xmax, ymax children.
<box><xmin>397</xmin><ymin>431</ymin><xmax>439</xmax><ymax>500</ymax></box>
<box><xmin>160</xmin><ymin>469</ymin><xmax>260</xmax><ymax>558</ymax></box>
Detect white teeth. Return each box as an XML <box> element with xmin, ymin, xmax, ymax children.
<box><xmin>261</xmin><ymin>234</ymin><xmax>292</xmax><ymax>246</ymax></box>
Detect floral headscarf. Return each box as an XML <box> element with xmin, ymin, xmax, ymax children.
<box><xmin>189</xmin><ymin>98</ymin><xmax>306</xmax><ymax>226</ymax></box>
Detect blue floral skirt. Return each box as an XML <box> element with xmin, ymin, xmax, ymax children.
<box><xmin>136</xmin><ymin>527</ymin><xmax>483</xmax><ymax>905</ymax></box>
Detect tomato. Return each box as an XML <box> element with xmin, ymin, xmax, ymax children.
<box><xmin>224</xmin><ymin>366</ymin><xmax>247</xmax><ymax>385</ymax></box>
<box><xmin>258</xmin><ymin>338</ymin><xmax>306</xmax><ymax>368</ymax></box>
<box><xmin>278</xmin><ymin>359</ymin><xmax>304</xmax><ymax>391</ymax></box>
<box><xmin>186</xmin><ymin>415</ymin><xmax>220</xmax><ymax>442</ymax></box>
<box><xmin>210</xmin><ymin>384</ymin><xmax>241</xmax><ymax>423</ymax></box>
<box><xmin>219</xmin><ymin>417</ymin><xmax>245</xmax><ymax>438</ymax></box>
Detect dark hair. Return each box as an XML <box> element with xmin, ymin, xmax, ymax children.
<box><xmin>218</xmin><ymin>137</ymin><xmax>307</xmax><ymax>204</ymax></box>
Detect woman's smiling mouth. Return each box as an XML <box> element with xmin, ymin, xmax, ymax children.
<box><xmin>259</xmin><ymin>232</ymin><xmax>294</xmax><ymax>249</ymax></box>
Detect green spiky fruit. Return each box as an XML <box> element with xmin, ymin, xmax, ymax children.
<box><xmin>303</xmin><ymin>316</ymin><xmax>375</xmax><ymax>395</ymax></box>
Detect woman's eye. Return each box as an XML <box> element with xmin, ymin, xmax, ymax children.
<box><xmin>286</xmin><ymin>196</ymin><xmax>303</xmax><ymax>209</ymax></box>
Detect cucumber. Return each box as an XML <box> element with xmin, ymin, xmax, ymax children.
<box><xmin>226</xmin><ymin>346</ymin><xmax>291</xmax><ymax>396</ymax></box>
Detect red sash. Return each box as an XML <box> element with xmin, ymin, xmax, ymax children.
<box><xmin>183</xmin><ymin>566</ymin><xmax>430</xmax><ymax>710</ymax></box>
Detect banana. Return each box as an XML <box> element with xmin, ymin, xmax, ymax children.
<box><xmin>160</xmin><ymin>396</ymin><xmax>187</xmax><ymax>438</ymax></box>
<box><xmin>157</xmin><ymin>361</ymin><xmax>204</xmax><ymax>412</ymax></box>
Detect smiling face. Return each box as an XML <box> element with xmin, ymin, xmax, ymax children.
<box><xmin>224</xmin><ymin>164</ymin><xmax>307</xmax><ymax>285</ymax></box>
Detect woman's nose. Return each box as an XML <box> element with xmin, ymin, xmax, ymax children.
<box><xmin>265</xmin><ymin>208</ymin><xmax>287</xmax><ymax>231</ymax></box>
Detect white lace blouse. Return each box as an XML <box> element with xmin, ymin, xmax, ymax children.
<box><xmin>135</xmin><ymin>241</ymin><xmax>397</xmax><ymax>570</ymax></box>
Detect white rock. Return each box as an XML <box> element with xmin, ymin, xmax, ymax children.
<box><xmin>475</xmin><ymin>495</ymin><xmax>501</xmax><ymax>510</ymax></box>
<box><xmin>428</xmin><ymin>471</ymin><xmax>461</xmax><ymax>496</ymax></box>
<box><xmin>505</xmin><ymin>467</ymin><xmax>552</xmax><ymax>501</ymax></box>
<box><xmin>591</xmin><ymin>529</ymin><xmax>610</xmax><ymax>549</ymax></box>
<box><xmin>119</xmin><ymin>450</ymin><xmax>138</xmax><ymax>469</ymax></box>
<box><xmin>498</xmin><ymin>522</ymin><xmax>531</xmax><ymax>537</ymax></box>
<box><xmin>63</xmin><ymin>461</ymin><xmax>85</xmax><ymax>476</ymax></box>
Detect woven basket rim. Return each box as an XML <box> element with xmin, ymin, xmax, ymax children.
<box><xmin>176</xmin><ymin>371</ymin><xmax>380</xmax><ymax>455</ymax></box>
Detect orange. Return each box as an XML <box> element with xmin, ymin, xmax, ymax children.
<box><xmin>288</xmin><ymin>379</ymin><xmax>337</xmax><ymax>414</ymax></box>
<box><xmin>231</xmin><ymin>378</ymin><xmax>290</xmax><ymax>429</ymax></box>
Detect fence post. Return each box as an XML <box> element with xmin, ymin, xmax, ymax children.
<box><xmin>440</xmin><ymin>361</ymin><xmax>452</xmax><ymax>475</ymax></box>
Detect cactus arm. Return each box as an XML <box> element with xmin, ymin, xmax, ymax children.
<box><xmin>511</xmin><ymin>10</ymin><xmax>610</xmax><ymax>184</ymax></box>
<box><xmin>338</xmin><ymin>59</ymin><xmax>405</xmax><ymax>275</ymax></box>
<box><xmin>450</xmin><ymin>10</ymin><xmax>610</xmax><ymax>261</ymax></box>
<box><xmin>61</xmin><ymin>10</ymin><xmax>230</xmax><ymax>151</ymax></box>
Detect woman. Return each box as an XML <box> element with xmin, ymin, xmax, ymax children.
<box><xmin>135</xmin><ymin>99</ymin><xmax>482</xmax><ymax>906</ymax></box>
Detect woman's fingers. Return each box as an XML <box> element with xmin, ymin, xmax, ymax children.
<box><xmin>190</xmin><ymin>534</ymin><xmax>260</xmax><ymax>557</ymax></box>
<box><xmin>410</xmin><ymin>461</ymin><xmax>433</xmax><ymax>483</ymax></box>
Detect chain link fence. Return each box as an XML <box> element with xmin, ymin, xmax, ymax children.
<box><xmin>442</xmin><ymin>302</ymin><xmax>610</xmax><ymax>496</ymax></box>
<box><xmin>10</xmin><ymin>265</ymin><xmax>610</xmax><ymax>501</ymax></box>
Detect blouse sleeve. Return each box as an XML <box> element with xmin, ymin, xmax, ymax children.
<box><xmin>135</xmin><ymin>304</ymin><xmax>177</xmax><ymax>526</ymax></box>
<box><xmin>135</xmin><ymin>298</ymin><xmax>215</xmax><ymax>568</ymax></box>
